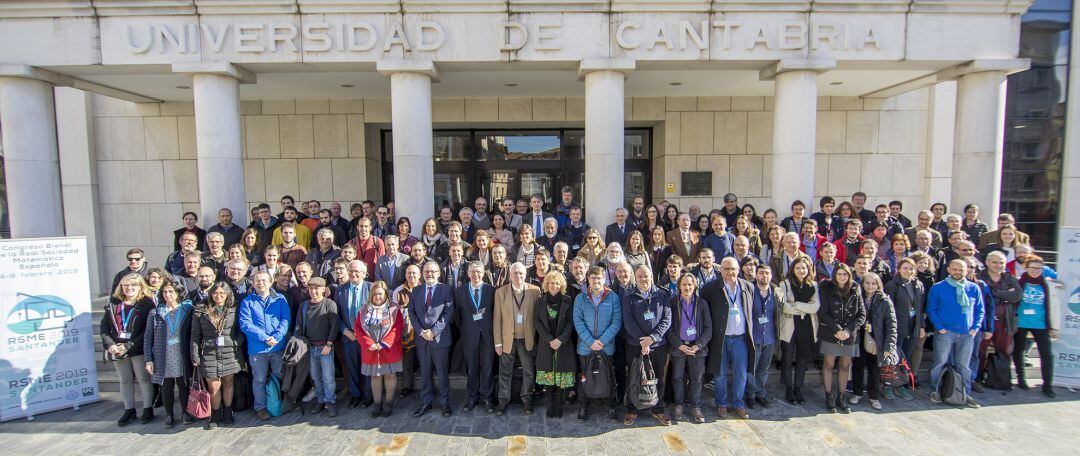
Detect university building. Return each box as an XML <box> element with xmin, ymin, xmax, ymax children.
<box><xmin>0</xmin><ymin>0</ymin><xmax>1075</xmax><ymax>294</ymax></box>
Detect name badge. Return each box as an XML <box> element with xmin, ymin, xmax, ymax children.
<box><xmin>216</xmin><ymin>335</ymin><xmax>226</xmax><ymax>346</ymax></box>
<box><xmin>909</xmin><ymin>308</ymin><xmax>916</xmax><ymax>318</ymax></box>
<box><xmin>473</xmin><ymin>312</ymin><xmax>483</xmax><ymax>321</ymax></box>
<box><xmin>729</xmin><ymin>308</ymin><xmax>739</xmax><ymax>316</ymax></box>
<box><xmin>515</xmin><ymin>314</ymin><xmax>524</xmax><ymax>324</ymax></box>
<box><xmin>866</xmin><ymin>324</ymin><xmax>873</xmax><ymax>333</ymax></box>
<box><xmin>167</xmin><ymin>337</ymin><xmax>179</xmax><ymax>346</ymax></box>
<box><xmin>643</xmin><ymin>311</ymin><xmax>655</xmax><ymax>320</ymax></box>
<box><xmin>758</xmin><ymin>316</ymin><xmax>768</xmax><ymax>325</ymax></box>
<box><xmin>572</xmin><ymin>244</ymin><xmax>580</xmax><ymax>250</ymax></box>
<box><xmin>117</xmin><ymin>331</ymin><xmax>131</xmax><ymax>340</ymax></box>
<box><xmin>1023</xmin><ymin>309</ymin><xmax>1036</xmax><ymax>315</ymax></box>
<box><xmin>686</xmin><ymin>327</ymin><xmax>696</xmax><ymax>337</ymax></box>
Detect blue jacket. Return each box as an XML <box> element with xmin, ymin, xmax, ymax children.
<box><xmin>621</xmin><ymin>285</ymin><xmax>672</xmax><ymax>349</ymax></box>
<box><xmin>975</xmin><ymin>279</ymin><xmax>996</xmax><ymax>333</ymax></box>
<box><xmin>926</xmin><ymin>279</ymin><xmax>985</xmax><ymax>334</ymax></box>
<box><xmin>701</xmin><ymin>232</ymin><xmax>735</xmax><ymax>259</ymax></box>
<box><xmin>238</xmin><ymin>289</ymin><xmax>292</xmax><ymax>355</ymax></box>
<box><xmin>573</xmin><ymin>287</ymin><xmax>622</xmax><ymax>356</ymax></box>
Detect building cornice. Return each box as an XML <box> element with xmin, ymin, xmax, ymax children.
<box><xmin>0</xmin><ymin>1</ymin><xmax>94</xmax><ymax>18</ymax></box>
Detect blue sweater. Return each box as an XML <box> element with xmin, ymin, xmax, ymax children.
<box><xmin>573</xmin><ymin>288</ymin><xmax>622</xmax><ymax>356</ymax></box>
<box><xmin>238</xmin><ymin>289</ymin><xmax>291</xmax><ymax>355</ymax></box>
<box><xmin>926</xmin><ymin>279</ymin><xmax>984</xmax><ymax>334</ymax></box>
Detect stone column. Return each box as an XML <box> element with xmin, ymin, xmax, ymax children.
<box><xmin>923</xmin><ymin>81</ymin><xmax>957</xmax><ymax>208</ymax></box>
<box><xmin>951</xmin><ymin>70</ymin><xmax>1008</xmax><ymax>224</ymax></box>
<box><xmin>173</xmin><ymin>62</ymin><xmax>253</xmax><ymax>226</ymax></box>
<box><xmin>378</xmin><ymin>60</ymin><xmax>438</xmax><ymax>236</ymax></box>
<box><xmin>0</xmin><ymin>70</ymin><xmax>64</xmax><ymax>237</ymax></box>
<box><xmin>579</xmin><ymin>59</ymin><xmax>634</xmax><ymax>228</ymax></box>
<box><xmin>761</xmin><ymin>59</ymin><xmax>835</xmax><ymax>213</ymax></box>
<box><xmin>1060</xmin><ymin>4</ymin><xmax>1080</xmax><ymax>229</ymax></box>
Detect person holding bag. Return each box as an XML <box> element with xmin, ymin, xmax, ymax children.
<box><xmin>573</xmin><ymin>266</ymin><xmax>623</xmax><ymax>422</ymax></box>
<box><xmin>620</xmin><ymin>264</ymin><xmax>673</xmax><ymax>426</ymax></box>
<box><xmin>144</xmin><ymin>280</ymin><xmax>195</xmax><ymax>428</ymax></box>
<box><xmin>357</xmin><ymin>281</ymin><xmax>404</xmax><ymax>417</ymax></box>
<box><xmin>849</xmin><ymin>272</ymin><xmax>897</xmax><ymax>411</ymax></box>
<box><xmin>191</xmin><ymin>281</ymin><xmax>246</xmax><ymax>429</ymax></box>
<box><xmin>101</xmin><ymin>273</ymin><xmax>156</xmax><ymax>426</ymax></box>
<box><xmin>666</xmin><ymin>273</ymin><xmax>713</xmax><ymax>424</ymax></box>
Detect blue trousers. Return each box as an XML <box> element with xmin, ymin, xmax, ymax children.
<box><xmin>417</xmin><ymin>343</ymin><xmax>451</xmax><ymax>408</ymax></box>
<box><xmin>930</xmin><ymin>331</ymin><xmax>974</xmax><ymax>393</ymax></box>
<box><xmin>713</xmin><ymin>335</ymin><xmax>749</xmax><ymax>408</ymax></box>
<box><xmin>251</xmin><ymin>351</ymin><xmax>284</xmax><ymax>412</ymax></box>
<box><xmin>341</xmin><ymin>338</ymin><xmax>372</xmax><ymax>400</ymax></box>
<box><xmin>309</xmin><ymin>346</ymin><xmax>337</xmax><ymax>404</ymax></box>
<box><xmin>746</xmin><ymin>343</ymin><xmax>775</xmax><ymax>399</ymax></box>
<box><xmin>968</xmin><ymin>330</ymin><xmax>983</xmax><ymax>385</ymax></box>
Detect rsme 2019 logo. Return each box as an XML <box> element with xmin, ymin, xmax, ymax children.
<box><xmin>1070</xmin><ymin>286</ymin><xmax>1080</xmax><ymax>316</ymax></box>
<box><xmin>6</xmin><ymin>292</ymin><xmax>74</xmax><ymax>335</ymax></box>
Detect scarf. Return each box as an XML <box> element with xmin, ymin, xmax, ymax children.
<box><xmin>944</xmin><ymin>277</ymin><xmax>971</xmax><ymax>313</ymax></box>
<box><xmin>791</xmin><ymin>280</ymin><xmax>815</xmax><ymax>302</ymax></box>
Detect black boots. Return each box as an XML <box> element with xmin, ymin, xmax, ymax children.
<box><xmin>835</xmin><ymin>393</ymin><xmax>851</xmax><ymax>414</ymax></box>
<box><xmin>117</xmin><ymin>408</ymin><xmax>137</xmax><ymax>426</ymax></box>
<box><xmin>140</xmin><ymin>407</ymin><xmax>155</xmax><ymax>424</ymax></box>
<box><xmin>221</xmin><ymin>406</ymin><xmax>235</xmax><ymax>426</ymax></box>
<box><xmin>205</xmin><ymin>409</ymin><xmax>218</xmax><ymax>430</ymax></box>
<box><xmin>825</xmin><ymin>392</ymin><xmax>837</xmax><ymax>413</ymax></box>
<box><xmin>547</xmin><ymin>389</ymin><xmax>564</xmax><ymax>418</ymax></box>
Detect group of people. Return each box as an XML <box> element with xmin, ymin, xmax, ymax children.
<box><xmin>102</xmin><ymin>188</ymin><xmax>1062</xmax><ymax>430</ymax></box>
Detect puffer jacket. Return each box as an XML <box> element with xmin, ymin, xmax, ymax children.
<box><xmin>862</xmin><ymin>291</ymin><xmax>897</xmax><ymax>356</ymax></box>
<box><xmin>190</xmin><ymin>304</ymin><xmax>247</xmax><ymax>378</ymax></box>
<box><xmin>816</xmin><ymin>280</ymin><xmax>866</xmax><ymax>345</ymax></box>
<box><xmin>143</xmin><ymin>300</ymin><xmax>195</xmax><ymax>384</ymax></box>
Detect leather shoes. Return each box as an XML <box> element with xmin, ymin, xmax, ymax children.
<box><xmin>495</xmin><ymin>404</ymin><xmax>507</xmax><ymax>416</ymax></box>
<box><xmin>485</xmin><ymin>401</ymin><xmax>496</xmax><ymax>413</ymax></box>
<box><xmin>360</xmin><ymin>398</ymin><xmax>374</xmax><ymax>408</ymax></box>
<box><xmin>349</xmin><ymin>397</ymin><xmax>362</xmax><ymax>409</ymax></box>
<box><xmin>623</xmin><ymin>412</ymin><xmax>637</xmax><ymax>426</ymax></box>
<box><xmin>652</xmin><ymin>411</ymin><xmax>672</xmax><ymax>426</ymax></box>
<box><xmin>716</xmin><ymin>407</ymin><xmax>729</xmax><ymax>419</ymax></box>
<box><xmin>734</xmin><ymin>407</ymin><xmax>749</xmax><ymax>420</ymax></box>
<box><xmin>411</xmin><ymin>404</ymin><xmax>432</xmax><ymax>418</ymax></box>
<box><xmin>463</xmin><ymin>401</ymin><xmax>477</xmax><ymax>412</ymax></box>
<box><xmin>523</xmin><ymin>402</ymin><xmax>533</xmax><ymax>415</ymax></box>
<box><xmin>755</xmin><ymin>396</ymin><xmax>771</xmax><ymax>408</ymax></box>
<box><xmin>441</xmin><ymin>406</ymin><xmax>452</xmax><ymax>417</ymax></box>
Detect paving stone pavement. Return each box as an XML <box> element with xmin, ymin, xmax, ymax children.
<box><xmin>1</xmin><ymin>384</ymin><xmax>1077</xmax><ymax>455</ymax></box>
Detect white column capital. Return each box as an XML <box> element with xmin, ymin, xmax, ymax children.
<box><xmin>577</xmin><ymin>58</ymin><xmax>635</xmax><ymax>81</ymax></box>
<box><xmin>942</xmin><ymin>59</ymin><xmax>1030</xmax><ymax>79</ymax></box>
<box><xmin>758</xmin><ymin>58</ymin><xmax>836</xmax><ymax>81</ymax></box>
<box><xmin>0</xmin><ymin>64</ymin><xmax>69</xmax><ymax>85</ymax></box>
<box><xmin>172</xmin><ymin>61</ymin><xmax>257</xmax><ymax>84</ymax></box>
<box><xmin>377</xmin><ymin>59</ymin><xmax>441</xmax><ymax>82</ymax></box>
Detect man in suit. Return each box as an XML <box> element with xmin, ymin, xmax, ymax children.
<box><xmin>605</xmin><ymin>208</ymin><xmax>633</xmax><ymax>247</ymax></box>
<box><xmin>701</xmin><ymin>257</ymin><xmax>756</xmax><ymax>420</ymax></box>
<box><xmin>374</xmin><ymin>234</ymin><xmax>409</xmax><ymax>290</ymax></box>
<box><xmin>454</xmin><ymin>261</ymin><xmax>497</xmax><ymax>413</ymax></box>
<box><xmin>525</xmin><ymin>194</ymin><xmax>552</xmax><ymax>238</ymax></box>
<box><xmin>408</xmin><ymin>261</ymin><xmax>455</xmax><ymax>417</ymax></box>
<box><xmin>493</xmin><ymin>262</ymin><xmax>542</xmax><ymax>415</ymax></box>
<box><xmin>333</xmin><ymin>260</ymin><xmax>373</xmax><ymax>409</ymax></box>
<box><xmin>666</xmin><ymin>213</ymin><xmax>701</xmax><ymax>263</ymax></box>
<box><xmin>536</xmin><ymin>217</ymin><xmax>567</xmax><ymax>253</ymax></box>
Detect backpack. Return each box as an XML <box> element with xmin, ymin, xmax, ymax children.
<box><xmin>983</xmin><ymin>351</ymin><xmax>1013</xmax><ymax>390</ymax></box>
<box><xmin>880</xmin><ymin>358</ymin><xmax>915</xmax><ymax>390</ymax></box>
<box><xmin>627</xmin><ymin>353</ymin><xmax>659</xmax><ymax>410</ymax></box>
<box><xmin>938</xmin><ymin>365</ymin><xmax>968</xmax><ymax>406</ymax></box>
<box><xmin>582</xmin><ymin>351</ymin><xmax>614</xmax><ymax>399</ymax></box>
<box><xmin>266</xmin><ymin>375</ymin><xmax>284</xmax><ymax>417</ymax></box>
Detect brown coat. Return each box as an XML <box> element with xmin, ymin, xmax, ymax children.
<box><xmin>665</xmin><ymin>228</ymin><xmax>702</xmax><ymax>263</ymax></box>
<box><xmin>493</xmin><ymin>282</ymin><xmax>542</xmax><ymax>353</ymax></box>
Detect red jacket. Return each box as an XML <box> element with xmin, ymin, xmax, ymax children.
<box><xmin>798</xmin><ymin>233</ymin><xmax>829</xmax><ymax>261</ymax></box>
<box><xmin>355</xmin><ymin>306</ymin><xmax>403</xmax><ymax>366</ymax></box>
<box><xmin>833</xmin><ymin>236</ymin><xmax>865</xmax><ymax>265</ymax></box>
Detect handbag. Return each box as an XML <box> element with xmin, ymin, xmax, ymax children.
<box><xmin>862</xmin><ymin>325</ymin><xmax>877</xmax><ymax>355</ymax></box>
<box><xmin>628</xmin><ymin>353</ymin><xmax>659</xmax><ymax>410</ymax></box>
<box><xmin>186</xmin><ymin>367</ymin><xmax>211</xmax><ymax>419</ymax></box>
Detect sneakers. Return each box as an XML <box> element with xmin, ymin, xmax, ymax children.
<box><xmin>869</xmin><ymin>399</ymin><xmax>883</xmax><ymax>411</ymax></box>
<box><xmin>971</xmin><ymin>382</ymin><xmax>986</xmax><ymax>394</ymax></box>
<box><xmin>734</xmin><ymin>407</ymin><xmax>749</xmax><ymax>420</ymax></box>
<box><xmin>302</xmin><ymin>388</ymin><xmax>317</xmax><ymax>403</ymax></box>
<box><xmin>607</xmin><ymin>408</ymin><xmax>619</xmax><ymax>422</ymax></box>
<box><xmin>895</xmin><ymin>387</ymin><xmax>915</xmax><ymax>401</ymax></box>
<box><xmin>848</xmin><ymin>394</ymin><xmax>862</xmax><ymax>405</ymax></box>
<box><xmin>716</xmin><ymin>406</ymin><xmax>729</xmax><ymax>419</ymax></box>
<box><xmin>882</xmin><ymin>387</ymin><xmax>895</xmax><ymax>400</ymax></box>
<box><xmin>1043</xmin><ymin>386</ymin><xmax>1057</xmax><ymax>399</ymax></box>
<box><xmin>965</xmin><ymin>397</ymin><xmax>981</xmax><ymax>409</ymax></box>
<box><xmin>326</xmin><ymin>404</ymin><xmax>338</xmax><ymax>418</ymax></box>
<box><xmin>309</xmin><ymin>402</ymin><xmax>324</xmax><ymax>415</ymax></box>
<box><xmin>256</xmin><ymin>408</ymin><xmax>271</xmax><ymax>421</ymax></box>
<box><xmin>929</xmin><ymin>392</ymin><xmax>942</xmax><ymax>404</ymax></box>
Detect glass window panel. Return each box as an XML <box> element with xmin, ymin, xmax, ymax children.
<box><xmin>479</xmin><ymin>132</ymin><xmax>560</xmax><ymax>160</ymax></box>
<box><xmin>564</xmin><ymin>131</ymin><xmax>585</xmax><ymax>159</ymax></box>
<box><xmin>520</xmin><ymin>173</ymin><xmax>556</xmax><ymax>207</ymax></box>
<box><xmin>625</xmin><ymin>131</ymin><xmax>650</xmax><ymax>159</ymax></box>
<box><xmin>433</xmin><ymin>132</ymin><xmax>472</xmax><ymax>161</ymax></box>
<box><xmin>1029</xmin><ymin>0</ymin><xmax>1072</xmax><ymax>11</ymax></box>
<box><xmin>433</xmin><ymin>174</ymin><xmax>468</xmax><ymax>210</ymax></box>
<box><xmin>624</xmin><ymin>171</ymin><xmax>647</xmax><ymax>209</ymax></box>
<box><xmin>481</xmin><ymin>171</ymin><xmax>517</xmax><ymax>206</ymax></box>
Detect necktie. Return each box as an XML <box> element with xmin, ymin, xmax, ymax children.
<box><xmin>425</xmin><ymin>286</ymin><xmax>433</xmax><ymax>311</ymax></box>
<box><xmin>534</xmin><ymin>215</ymin><xmax>542</xmax><ymax>234</ymax></box>
<box><xmin>473</xmin><ymin>287</ymin><xmax>481</xmax><ymax>312</ymax></box>
<box><xmin>387</xmin><ymin>260</ymin><xmax>395</xmax><ymax>284</ymax></box>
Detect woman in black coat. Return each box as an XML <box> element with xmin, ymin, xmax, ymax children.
<box><xmin>665</xmin><ymin>273</ymin><xmax>713</xmax><ymax>424</ymax></box>
<box><xmin>850</xmin><ymin>273</ymin><xmax>897</xmax><ymax>411</ymax></box>
<box><xmin>102</xmin><ymin>273</ymin><xmax>156</xmax><ymax>426</ymax></box>
<box><xmin>191</xmin><ymin>281</ymin><xmax>247</xmax><ymax>429</ymax></box>
<box><xmin>817</xmin><ymin>264</ymin><xmax>865</xmax><ymax>414</ymax></box>
<box><xmin>144</xmin><ymin>280</ymin><xmax>195</xmax><ymax>428</ymax></box>
<box><xmin>883</xmin><ymin>257</ymin><xmax>925</xmax><ymax>400</ymax></box>
<box><xmin>534</xmin><ymin>273</ymin><xmax>576</xmax><ymax>418</ymax></box>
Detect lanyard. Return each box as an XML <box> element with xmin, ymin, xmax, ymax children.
<box><xmin>211</xmin><ymin>305</ymin><xmax>228</xmax><ymax>333</ymax></box>
<box><xmin>512</xmin><ymin>287</ymin><xmax>525</xmax><ymax>315</ymax></box>
<box><xmin>724</xmin><ymin>283</ymin><xmax>740</xmax><ymax>309</ymax></box>
<box><xmin>681</xmin><ymin>296</ymin><xmax>697</xmax><ymax>327</ymax></box>
<box><xmin>164</xmin><ymin>304</ymin><xmax>188</xmax><ymax>335</ymax></box>
<box><xmin>115</xmin><ymin>303</ymin><xmax>136</xmax><ymax>332</ymax></box>
<box><xmin>350</xmin><ymin>284</ymin><xmax>366</xmax><ymax>324</ymax></box>
<box><xmin>471</xmin><ymin>285</ymin><xmax>482</xmax><ymax>311</ymax></box>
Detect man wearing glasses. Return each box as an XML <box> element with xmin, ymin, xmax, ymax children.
<box><xmin>373</xmin><ymin>205</ymin><xmax>395</xmax><ymax>239</ymax></box>
<box><xmin>111</xmin><ymin>248</ymin><xmax>149</xmax><ymax>292</ymax></box>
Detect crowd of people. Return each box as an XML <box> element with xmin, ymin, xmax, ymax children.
<box><xmin>103</xmin><ymin>189</ymin><xmax>1062</xmax><ymax>430</ymax></box>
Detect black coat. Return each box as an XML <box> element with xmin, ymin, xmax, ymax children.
<box><xmin>883</xmin><ymin>277</ymin><xmax>926</xmax><ymax>339</ymax></box>
<box><xmin>700</xmin><ymin>278</ymin><xmax>756</xmax><ymax>376</ymax></box>
<box><xmin>453</xmin><ymin>282</ymin><xmax>496</xmax><ymax>352</ymax></box>
<box><xmin>665</xmin><ymin>294</ymin><xmax>713</xmax><ymax>358</ymax></box>
<box><xmin>534</xmin><ymin>292</ymin><xmax>577</xmax><ymax>374</ymax></box>
<box><xmin>100</xmin><ymin>297</ymin><xmax>155</xmax><ymax>359</ymax></box>
<box><xmin>816</xmin><ymin>281</ymin><xmax>866</xmax><ymax>345</ymax></box>
<box><xmin>863</xmin><ymin>291</ymin><xmax>898</xmax><ymax>355</ymax></box>
<box><xmin>605</xmin><ymin>223</ymin><xmax>632</xmax><ymax>247</ymax></box>
<box><xmin>143</xmin><ymin>301</ymin><xmax>195</xmax><ymax>384</ymax></box>
<box><xmin>190</xmin><ymin>304</ymin><xmax>247</xmax><ymax>378</ymax></box>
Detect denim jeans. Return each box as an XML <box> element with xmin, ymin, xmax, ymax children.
<box><xmin>309</xmin><ymin>346</ymin><xmax>337</xmax><ymax>404</ymax></box>
<box><xmin>746</xmin><ymin>343</ymin><xmax>775</xmax><ymax>399</ymax></box>
<box><xmin>929</xmin><ymin>331</ymin><xmax>974</xmax><ymax>393</ymax></box>
<box><xmin>968</xmin><ymin>330</ymin><xmax>982</xmax><ymax>384</ymax></box>
<box><xmin>251</xmin><ymin>350</ymin><xmax>284</xmax><ymax>411</ymax></box>
<box><xmin>713</xmin><ymin>335</ymin><xmax>749</xmax><ymax>408</ymax></box>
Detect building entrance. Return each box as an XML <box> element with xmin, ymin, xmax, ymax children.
<box><xmin>381</xmin><ymin>128</ymin><xmax>651</xmax><ymax>214</ymax></box>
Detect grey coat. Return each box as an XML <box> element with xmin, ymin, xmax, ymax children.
<box><xmin>143</xmin><ymin>301</ymin><xmax>195</xmax><ymax>384</ymax></box>
<box><xmin>190</xmin><ymin>304</ymin><xmax>247</xmax><ymax>378</ymax></box>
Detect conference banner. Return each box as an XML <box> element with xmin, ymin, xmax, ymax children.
<box><xmin>1056</xmin><ymin>227</ymin><xmax>1080</xmax><ymax>388</ymax></box>
<box><xmin>0</xmin><ymin>237</ymin><xmax>99</xmax><ymax>421</ymax></box>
